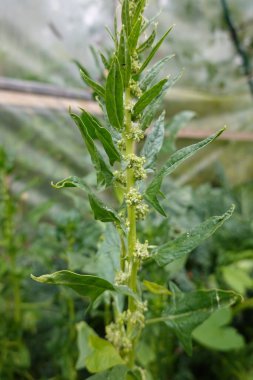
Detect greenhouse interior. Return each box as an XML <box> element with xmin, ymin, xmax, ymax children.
<box><xmin>0</xmin><ymin>0</ymin><xmax>253</xmax><ymax>379</ymax></box>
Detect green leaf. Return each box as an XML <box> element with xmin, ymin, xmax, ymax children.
<box><xmin>153</xmin><ymin>205</ymin><xmax>235</xmax><ymax>266</ymax></box>
<box><xmin>193</xmin><ymin>308</ymin><xmax>245</xmax><ymax>351</ymax></box>
<box><xmin>106</xmin><ymin>58</ymin><xmax>124</xmax><ymax>130</ymax></box>
<box><xmin>51</xmin><ymin>176</ymin><xmax>90</xmax><ymax>192</ymax></box>
<box><xmin>86</xmin><ymin>335</ymin><xmax>124</xmax><ymax>373</ymax></box>
<box><xmin>137</xmin><ymin>28</ymin><xmax>157</xmax><ymax>54</ymax></box>
<box><xmin>133</xmin><ymin>79</ymin><xmax>168</xmax><ymax>117</ymax></box>
<box><xmin>140</xmin><ymin>54</ymin><xmax>174</xmax><ymax>91</ymax></box>
<box><xmin>80</xmin><ymin>69</ymin><xmax>105</xmax><ymax>98</ymax></box>
<box><xmin>87</xmin><ymin>365</ymin><xmax>129</xmax><ymax>379</ymax></box>
<box><xmin>121</xmin><ymin>0</ymin><xmax>130</xmax><ymax>36</ymax></box>
<box><xmin>163</xmin><ymin>283</ymin><xmax>242</xmax><ymax>355</ymax></box>
<box><xmin>137</xmin><ymin>26</ymin><xmax>173</xmax><ymax>75</ymax></box>
<box><xmin>88</xmin><ymin>194</ymin><xmax>121</xmax><ymax>224</ymax></box>
<box><xmin>221</xmin><ymin>265</ymin><xmax>253</xmax><ymax>294</ymax></box>
<box><xmin>132</xmin><ymin>0</ymin><xmax>146</xmax><ymax>26</ymax></box>
<box><xmin>145</xmin><ymin>128</ymin><xmax>226</xmax><ymax>215</ymax></box>
<box><xmin>141</xmin><ymin>112</ymin><xmax>165</xmax><ymax>168</ymax></box>
<box><xmin>128</xmin><ymin>17</ymin><xmax>142</xmax><ymax>53</ymax></box>
<box><xmin>162</xmin><ymin>111</ymin><xmax>196</xmax><ymax>154</ymax></box>
<box><xmin>76</xmin><ymin>322</ymin><xmax>125</xmax><ymax>373</ymax></box>
<box><xmin>143</xmin><ymin>280</ymin><xmax>171</xmax><ymax>295</ymax></box>
<box><xmin>141</xmin><ymin>72</ymin><xmax>181</xmax><ymax>131</ymax></box>
<box><xmin>80</xmin><ymin>109</ymin><xmax>121</xmax><ymax>165</ymax></box>
<box><xmin>96</xmin><ymin>224</ymin><xmax>121</xmax><ymax>282</ymax></box>
<box><xmin>51</xmin><ymin>176</ymin><xmax>121</xmax><ymax>225</ymax></box>
<box><xmin>31</xmin><ymin>270</ymin><xmax>115</xmax><ymax>302</ymax></box>
<box><xmin>118</xmin><ymin>28</ymin><xmax>131</xmax><ymax>87</ymax></box>
<box><xmin>71</xmin><ymin>113</ymin><xmax>113</xmax><ymax>188</ymax></box>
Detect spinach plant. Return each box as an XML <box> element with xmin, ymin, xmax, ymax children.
<box><xmin>32</xmin><ymin>1</ymin><xmax>242</xmax><ymax>378</ymax></box>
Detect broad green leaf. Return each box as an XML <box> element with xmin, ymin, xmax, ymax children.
<box><xmin>31</xmin><ymin>270</ymin><xmax>114</xmax><ymax>302</ymax></box>
<box><xmin>118</xmin><ymin>28</ymin><xmax>131</xmax><ymax>87</ymax></box>
<box><xmin>162</xmin><ymin>111</ymin><xmax>196</xmax><ymax>154</ymax></box>
<box><xmin>80</xmin><ymin>69</ymin><xmax>105</xmax><ymax>99</ymax></box>
<box><xmin>87</xmin><ymin>365</ymin><xmax>129</xmax><ymax>379</ymax></box>
<box><xmin>163</xmin><ymin>283</ymin><xmax>242</xmax><ymax>355</ymax></box>
<box><xmin>128</xmin><ymin>17</ymin><xmax>142</xmax><ymax>53</ymax></box>
<box><xmin>96</xmin><ymin>224</ymin><xmax>121</xmax><ymax>282</ymax></box>
<box><xmin>76</xmin><ymin>322</ymin><xmax>125</xmax><ymax>373</ymax></box>
<box><xmin>145</xmin><ymin>128</ymin><xmax>226</xmax><ymax>215</ymax></box>
<box><xmin>133</xmin><ymin>79</ymin><xmax>168</xmax><ymax>117</ymax></box>
<box><xmin>153</xmin><ymin>205</ymin><xmax>235</xmax><ymax>266</ymax></box>
<box><xmin>141</xmin><ymin>112</ymin><xmax>165</xmax><ymax>168</ymax></box>
<box><xmin>76</xmin><ymin>321</ymin><xmax>96</xmax><ymax>370</ymax></box>
<box><xmin>137</xmin><ymin>26</ymin><xmax>173</xmax><ymax>75</ymax></box>
<box><xmin>71</xmin><ymin>113</ymin><xmax>113</xmax><ymax>188</ymax></box>
<box><xmin>88</xmin><ymin>194</ymin><xmax>121</xmax><ymax>224</ymax></box>
<box><xmin>140</xmin><ymin>54</ymin><xmax>174</xmax><ymax>91</ymax></box>
<box><xmin>106</xmin><ymin>58</ymin><xmax>124</xmax><ymax>130</ymax></box>
<box><xmin>137</xmin><ymin>28</ymin><xmax>157</xmax><ymax>54</ymax></box>
<box><xmin>86</xmin><ymin>335</ymin><xmax>124</xmax><ymax>373</ymax></box>
<box><xmin>143</xmin><ymin>280</ymin><xmax>171</xmax><ymax>295</ymax></box>
<box><xmin>141</xmin><ymin>72</ymin><xmax>181</xmax><ymax>131</ymax></box>
<box><xmin>80</xmin><ymin>109</ymin><xmax>121</xmax><ymax>165</ymax></box>
<box><xmin>193</xmin><ymin>308</ymin><xmax>245</xmax><ymax>351</ymax></box>
<box><xmin>51</xmin><ymin>176</ymin><xmax>120</xmax><ymax>225</ymax></box>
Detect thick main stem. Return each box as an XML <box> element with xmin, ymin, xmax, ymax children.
<box><xmin>124</xmin><ymin>87</ymin><xmax>138</xmax><ymax>312</ymax></box>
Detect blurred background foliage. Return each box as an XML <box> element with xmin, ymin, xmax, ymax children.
<box><xmin>0</xmin><ymin>0</ymin><xmax>253</xmax><ymax>379</ymax></box>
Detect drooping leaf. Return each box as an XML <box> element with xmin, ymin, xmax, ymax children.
<box><xmin>133</xmin><ymin>79</ymin><xmax>168</xmax><ymax>117</ymax></box>
<box><xmin>80</xmin><ymin>69</ymin><xmax>105</xmax><ymax>99</ymax></box>
<box><xmin>162</xmin><ymin>111</ymin><xmax>196</xmax><ymax>154</ymax></box>
<box><xmin>31</xmin><ymin>271</ymin><xmax>115</xmax><ymax>302</ymax></box>
<box><xmin>76</xmin><ymin>322</ymin><xmax>124</xmax><ymax>373</ymax></box>
<box><xmin>163</xmin><ymin>283</ymin><xmax>242</xmax><ymax>355</ymax></box>
<box><xmin>137</xmin><ymin>28</ymin><xmax>157</xmax><ymax>54</ymax></box>
<box><xmin>145</xmin><ymin>128</ymin><xmax>226</xmax><ymax>215</ymax></box>
<box><xmin>143</xmin><ymin>280</ymin><xmax>171</xmax><ymax>296</ymax></box>
<box><xmin>140</xmin><ymin>54</ymin><xmax>174</xmax><ymax>91</ymax></box>
<box><xmin>88</xmin><ymin>194</ymin><xmax>121</xmax><ymax>224</ymax></box>
<box><xmin>51</xmin><ymin>176</ymin><xmax>90</xmax><ymax>192</ymax></box>
<box><xmin>71</xmin><ymin>113</ymin><xmax>113</xmax><ymax>188</ymax></box>
<box><xmin>86</xmin><ymin>365</ymin><xmax>129</xmax><ymax>379</ymax></box>
<box><xmin>137</xmin><ymin>26</ymin><xmax>173</xmax><ymax>75</ymax></box>
<box><xmin>106</xmin><ymin>58</ymin><xmax>124</xmax><ymax>130</ymax></box>
<box><xmin>51</xmin><ymin>176</ymin><xmax>121</xmax><ymax>225</ymax></box>
<box><xmin>141</xmin><ymin>112</ymin><xmax>165</xmax><ymax>168</ymax></box>
<box><xmin>141</xmin><ymin>72</ymin><xmax>181</xmax><ymax>131</ymax></box>
<box><xmin>80</xmin><ymin>109</ymin><xmax>121</xmax><ymax>165</ymax></box>
<box><xmin>153</xmin><ymin>205</ymin><xmax>235</xmax><ymax>266</ymax></box>
<box><xmin>193</xmin><ymin>308</ymin><xmax>245</xmax><ymax>351</ymax></box>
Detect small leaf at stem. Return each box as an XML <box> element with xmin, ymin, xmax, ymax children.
<box><xmin>140</xmin><ymin>54</ymin><xmax>175</xmax><ymax>91</ymax></box>
<box><xmin>71</xmin><ymin>112</ymin><xmax>113</xmax><ymax>188</ymax></box>
<box><xmin>133</xmin><ymin>78</ymin><xmax>168</xmax><ymax>117</ymax></box>
<box><xmin>106</xmin><ymin>58</ymin><xmax>124</xmax><ymax>130</ymax></box>
<box><xmin>153</xmin><ymin>205</ymin><xmax>235</xmax><ymax>266</ymax></box>
<box><xmin>143</xmin><ymin>280</ymin><xmax>172</xmax><ymax>295</ymax></box>
<box><xmin>137</xmin><ymin>26</ymin><xmax>173</xmax><ymax>75</ymax></box>
<box><xmin>145</xmin><ymin>128</ymin><xmax>226</xmax><ymax>215</ymax></box>
<box><xmin>137</xmin><ymin>27</ymin><xmax>157</xmax><ymax>54</ymax></box>
<box><xmin>141</xmin><ymin>112</ymin><xmax>165</xmax><ymax>168</ymax></box>
<box><xmin>80</xmin><ymin>69</ymin><xmax>105</xmax><ymax>99</ymax></box>
<box><xmin>79</xmin><ymin>109</ymin><xmax>121</xmax><ymax>165</ymax></box>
